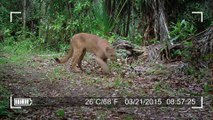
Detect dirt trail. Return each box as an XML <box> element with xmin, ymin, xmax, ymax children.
<box><xmin>0</xmin><ymin>55</ymin><xmax>212</xmax><ymax>119</ymax></box>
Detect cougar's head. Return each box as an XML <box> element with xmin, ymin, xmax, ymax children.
<box><xmin>105</xmin><ymin>47</ymin><xmax>116</xmax><ymax>61</ymax></box>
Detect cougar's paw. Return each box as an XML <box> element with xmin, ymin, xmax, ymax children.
<box><xmin>73</xmin><ymin>67</ymin><xmax>81</xmax><ymax>73</ymax></box>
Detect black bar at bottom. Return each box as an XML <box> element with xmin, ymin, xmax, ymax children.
<box><xmin>21</xmin><ymin>97</ymin><xmax>202</xmax><ymax>107</ymax></box>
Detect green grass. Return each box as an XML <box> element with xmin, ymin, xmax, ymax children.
<box><xmin>0</xmin><ymin>84</ymin><xmax>11</xmax><ymax>117</ymax></box>
<box><xmin>0</xmin><ymin>56</ymin><xmax>8</xmax><ymax>64</ymax></box>
<box><xmin>56</xmin><ymin>108</ymin><xmax>65</xmax><ymax>117</ymax></box>
<box><xmin>0</xmin><ymin>38</ymin><xmax>61</xmax><ymax>117</ymax></box>
<box><xmin>46</xmin><ymin>66</ymin><xmax>67</xmax><ymax>83</ymax></box>
<box><xmin>124</xmin><ymin>115</ymin><xmax>134</xmax><ymax>120</ymax></box>
<box><xmin>0</xmin><ymin>38</ymin><xmax>59</xmax><ymax>65</ymax></box>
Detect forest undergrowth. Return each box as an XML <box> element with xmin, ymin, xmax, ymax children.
<box><xmin>0</xmin><ymin>39</ymin><xmax>212</xmax><ymax>119</ymax></box>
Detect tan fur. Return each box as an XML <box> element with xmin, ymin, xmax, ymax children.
<box><xmin>55</xmin><ymin>33</ymin><xmax>116</xmax><ymax>73</ymax></box>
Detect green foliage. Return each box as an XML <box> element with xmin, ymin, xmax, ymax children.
<box><xmin>36</xmin><ymin>0</ymin><xmax>103</xmax><ymax>50</ymax></box>
<box><xmin>113</xmin><ymin>78</ymin><xmax>129</xmax><ymax>88</ymax></box>
<box><xmin>130</xmin><ymin>32</ymin><xmax>143</xmax><ymax>45</ymax></box>
<box><xmin>154</xmin><ymin>82</ymin><xmax>161</xmax><ymax>93</ymax></box>
<box><xmin>167</xmin><ymin>0</ymin><xmax>212</xmax><ymax>31</ymax></box>
<box><xmin>0</xmin><ymin>0</ymin><xmax>212</xmax><ymax>53</ymax></box>
<box><xmin>169</xmin><ymin>19</ymin><xmax>196</xmax><ymax>61</ymax></box>
<box><xmin>0</xmin><ymin>84</ymin><xmax>11</xmax><ymax>116</ymax></box>
<box><xmin>170</xmin><ymin>40</ymin><xmax>193</xmax><ymax>60</ymax></box>
<box><xmin>124</xmin><ymin>115</ymin><xmax>134</xmax><ymax>120</ymax></box>
<box><xmin>46</xmin><ymin>65</ymin><xmax>70</xmax><ymax>83</ymax></box>
<box><xmin>140</xmin><ymin>0</ymin><xmax>153</xmax><ymax>14</ymax></box>
<box><xmin>92</xmin><ymin>1</ymin><xmax>112</xmax><ymax>36</ymax></box>
<box><xmin>171</xmin><ymin>49</ymin><xmax>182</xmax><ymax>59</ymax></box>
<box><xmin>0</xmin><ymin>38</ymin><xmax>36</xmax><ymax>63</ymax></box>
<box><xmin>170</xmin><ymin>19</ymin><xmax>196</xmax><ymax>44</ymax></box>
<box><xmin>185</xmin><ymin>66</ymin><xmax>196</xmax><ymax>75</ymax></box>
<box><xmin>56</xmin><ymin>108</ymin><xmax>65</xmax><ymax>117</ymax></box>
<box><xmin>203</xmin><ymin>83</ymin><xmax>212</xmax><ymax>94</ymax></box>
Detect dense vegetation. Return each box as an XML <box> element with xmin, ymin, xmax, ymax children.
<box><xmin>0</xmin><ymin>0</ymin><xmax>212</xmax><ymax>119</ymax></box>
<box><xmin>0</xmin><ymin>0</ymin><xmax>212</xmax><ymax>48</ymax></box>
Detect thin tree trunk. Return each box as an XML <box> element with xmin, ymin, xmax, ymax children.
<box><xmin>143</xmin><ymin>15</ymin><xmax>154</xmax><ymax>45</ymax></box>
<box><xmin>143</xmin><ymin>0</ymin><xmax>171</xmax><ymax>60</ymax></box>
<box><xmin>67</xmin><ymin>1</ymin><xmax>71</xmax><ymax>19</ymax></box>
<box><xmin>123</xmin><ymin>18</ymin><xmax>126</xmax><ymax>36</ymax></box>
<box><xmin>211</xmin><ymin>0</ymin><xmax>213</xmax><ymax>18</ymax></box>
<box><xmin>23</xmin><ymin>0</ymin><xmax>26</xmax><ymax>30</ymax></box>
<box><xmin>143</xmin><ymin>0</ymin><xmax>170</xmax><ymax>46</ymax></box>
<box><xmin>152</xmin><ymin>0</ymin><xmax>170</xmax><ymax>41</ymax></box>
<box><xmin>125</xmin><ymin>0</ymin><xmax>131</xmax><ymax>37</ymax></box>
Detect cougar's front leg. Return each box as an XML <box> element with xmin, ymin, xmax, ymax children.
<box><xmin>95</xmin><ymin>56</ymin><xmax>109</xmax><ymax>73</ymax></box>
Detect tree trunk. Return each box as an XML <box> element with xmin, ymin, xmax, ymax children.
<box><xmin>143</xmin><ymin>16</ymin><xmax>154</xmax><ymax>45</ymax></box>
<box><xmin>125</xmin><ymin>0</ymin><xmax>131</xmax><ymax>37</ymax></box>
<box><xmin>152</xmin><ymin>0</ymin><xmax>170</xmax><ymax>41</ymax></box>
<box><xmin>23</xmin><ymin>0</ymin><xmax>26</xmax><ymax>30</ymax></box>
<box><xmin>211</xmin><ymin>0</ymin><xmax>213</xmax><ymax>18</ymax></box>
<box><xmin>143</xmin><ymin>0</ymin><xmax>170</xmax><ymax>43</ymax></box>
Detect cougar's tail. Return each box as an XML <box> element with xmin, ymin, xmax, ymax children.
<box><xmin>55</xmin><ymin>46</ymin><xmax>73</xmax><ymax>64</ymax></box>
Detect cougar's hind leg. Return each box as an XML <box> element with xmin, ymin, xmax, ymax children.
<box><xmin>78</xmin><ymin>49</ymin><xmax>86</xmax><ymax>71</ymax></box>
<box><xmin>71</xmin><ymin>49</ymin><xmax>82</xmax><ymax>72</ymax></box>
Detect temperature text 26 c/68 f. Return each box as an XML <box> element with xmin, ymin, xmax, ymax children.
<box><xmin>85</xmin><ymin>98</ymin><xmax>119</xmax><ymax>106</ymax></box>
